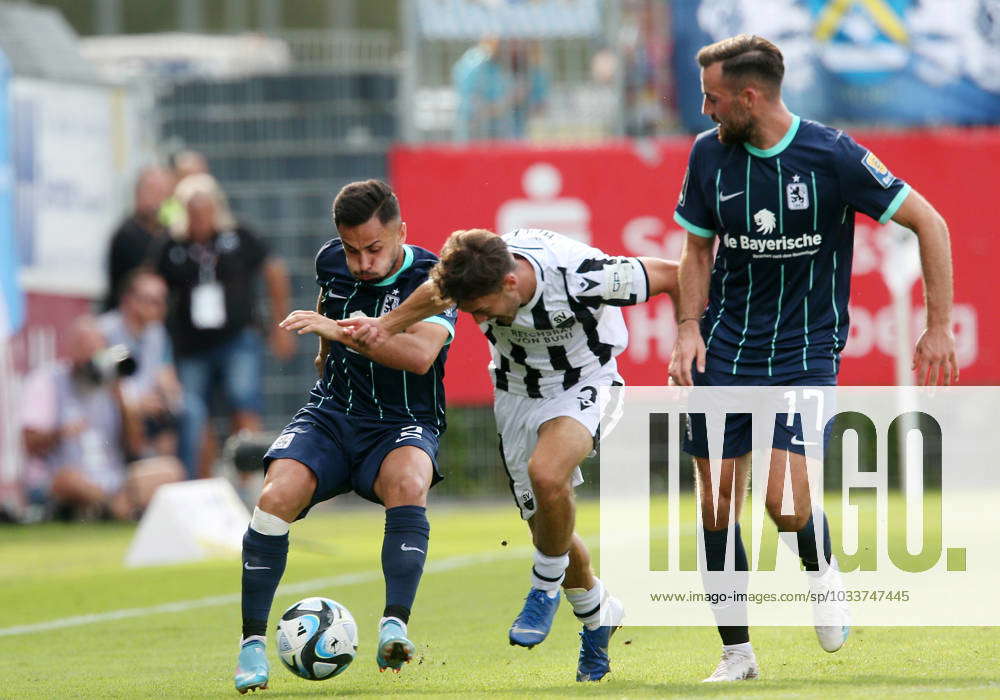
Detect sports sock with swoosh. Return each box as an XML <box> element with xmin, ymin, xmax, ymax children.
<box><xmin>381</xmin><ymin>505</ymin><xmax>430</xmax><ymax>624</ymax></box>
<box><xmin>241</xmin><ymin>516</ymin><xmax>290</xmax><ymax>639</ymax></box>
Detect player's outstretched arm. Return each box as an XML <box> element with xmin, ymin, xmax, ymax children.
<box><xmin>668</xmin><ymin>233</ymin><xmax>713</xmax><ymax>386</ymax></box>
<box><xmin>337</xmin><ymin>279</ymin><xmax>452</xmax><ymax>348</ymax></box>
<box><xmin>891</xmin><ymin>189</ymin><xmax>959</xmax><ymax>386</ymax></box>
<box><xmin>637</xmin><ymin>257</ymin><xmax>680</xmax><ymax>307</ymax></box>
<box><xmin>281</xmin><ymin>308</ymin><xmax>450</xmax><ymax>375</ymax></box>
<box><xmin>353</xmin><ymin>322</ymin><xmax>451</xmax><ymax>375</ymax></box>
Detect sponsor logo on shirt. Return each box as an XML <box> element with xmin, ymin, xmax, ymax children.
<box><xmin>723</xmin><ymin>231</ymin><xmax>823</xmax><ymax>254</ymax></box>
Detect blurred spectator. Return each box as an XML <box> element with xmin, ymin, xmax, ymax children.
<box><xmin>98</xmin><ymin>268</ymin><xmax>183</xmax><ymax>458</ymax></box>
<box><xmin>452</xmin><ymin>36</ymin><xmax>512</xmax><ymax>141</ymax></box>
<box><xmin>160</xmin><ymin>149</ymin><xmax>211</xmax><ymax>234</ymax></box>
<box><xmin>20</xmin><ymin>316</ymin><xmax>183</xmax><ymax>520</ymax></box>
<box><xmin>103</xmin><ymin>165</ymin><xmax>174</xmax><ymax>311</ymax></box>
<box><xmin>156</xmin><ymin>174</ymin><xmax>293</xmax><ymax>479</ymax></box>
<box><xmin>508</xmin><ymin>40</ymin><xmax>550</xmax><ymax>139</ymax></box>
<box><xmin>171</xmin><ymin>149</ymin><xmax>210</xmax><ymax>181</ymax></box>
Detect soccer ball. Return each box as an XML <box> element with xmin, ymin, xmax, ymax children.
<box><xmin>276</xmin><ymin>597</ymin><xmax>358</xmax><ymax>680</ymax></box>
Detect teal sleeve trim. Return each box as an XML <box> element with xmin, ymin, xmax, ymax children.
<box><xmin>419</xmin><ymin>315</ymin><xmax>456</xmax><ymax>344</ymax></box>
<box><xmin>878</xmin><ymin>182</ymin><xmax>912</xmax><ymax>225</ymax></box>
<box><xmin>674</xmin><ymin>210</ymin><xmax>716</xmax><ymax>238</ymax></box>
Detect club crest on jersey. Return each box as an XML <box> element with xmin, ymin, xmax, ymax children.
<box><xmin>520</xmin><ymin>491</ymin><xmax>535</xmax><ymax>512</ymax></box>
<box><xmin>550</xmin><ymin>310</ymin><xmax>575</xmax><ymax>328</ymax></box>
<box><xmin>862</xmin><ymin>150</ymin><xmax>895</xmax><ymax>188</ymax></box>
<box><xmin>381</xmin><ymin>289</ymin><xmax>401</xmax><ymax>315</ymax></box>
<box><xmin>786</xmin><ymin>181</ymin><xmax>809</xmax><ymax>210</ymax></box>
<box><xmin>754</xmin><ymin>208</ymin><xmax>777</xmax><ymax>235</ymax></box>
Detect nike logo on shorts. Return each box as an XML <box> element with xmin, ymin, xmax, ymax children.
<box><xmin>244</xmin><ymin>562</ymin><xmax>270</xmax><ymax>570</ymax></box>
<box><xmin>400</xmin><ymin>543</ymin><xmax>425</xmax><ymax>553</ymax></box>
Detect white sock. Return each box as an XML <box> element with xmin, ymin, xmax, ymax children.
<box><xmin>565</xmin><ymin>578</ymin><xmax>605</xmax><ymax>630</ymax></box>
<box><xmin>531</xmin><ymin>549</ymin><xmax>569</xmax><ymax>596</ymax></box>
<box><xmin>723</xmin><ymin>641</ymin><xmax>754</xmax><ymax>658</ymax></box>
<box><xmin>241</xmin><ymin>634</ymin><xmax>266</xmax><ymax>646</ymax></box>
<box><xmin>250</xmin><ymin>506</ymin><xmax>290</xmax><ymax>536</ymax></box>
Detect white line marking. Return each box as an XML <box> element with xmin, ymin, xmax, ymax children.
<box><xmin>0</xmin><ymin>548</ymin><xmax>528</xmax><ymax>638</ymax></box>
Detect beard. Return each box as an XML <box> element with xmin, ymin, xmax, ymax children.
<box><xmin>716</xmin><ymin>108</ymin><xmax>756</xmax><ymax>145</ymax></box>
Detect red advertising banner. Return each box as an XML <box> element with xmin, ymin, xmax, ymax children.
<box><xmin>391</xmin><ymin>128</ymin><xmax>999</xmax><ymax>404</ymax></box>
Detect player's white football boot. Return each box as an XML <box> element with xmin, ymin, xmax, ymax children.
<box><xmin>808</xmin><ymin>555</ymin><xmax>851</xmax><ymax>652</ymax></box>
<box><xmin>702</xmin><ymin>646</ymin><xmax>760</xmax><ymax>682</ymax></box>
<box><xmin>234</xmin><ymin>638</ymin><xmax>269</xmax><ymax>694</ymax></box>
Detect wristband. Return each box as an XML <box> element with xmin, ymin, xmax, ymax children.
<box><xmin>678</xmin><ymin>317</ymin><xmax>700</xmax><ymax>326</ymax></box>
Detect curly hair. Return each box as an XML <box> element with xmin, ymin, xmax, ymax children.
<box><xmin>431</xmin><ymin>229</ymin><xmax>515</xmax><ymax>304</ymax></box>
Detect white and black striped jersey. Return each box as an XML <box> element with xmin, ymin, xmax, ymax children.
<box><xmin>482</xmin><ymin>229</ymin><xmax>650</xmax><ymax>398</ymax></box>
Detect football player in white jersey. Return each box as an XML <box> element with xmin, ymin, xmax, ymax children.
<box><xmin>339</xmin><ymin>228</ymin><xmax>678</xmax><ymax>682</ymax></box>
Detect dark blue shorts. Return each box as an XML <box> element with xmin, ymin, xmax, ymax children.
<box><xmin>682</xmin><ymin>367</ymin><xmax>836</xmax><ymax>459</ymax></box>
<box><xmin>263</xmin><ymin>411</ymin><xmax>443</xmax><ymax>519</ymax></box>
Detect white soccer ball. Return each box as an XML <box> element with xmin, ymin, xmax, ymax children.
<box><xmin>276</xmin><ymin>597</ymin><xmax>358</xmax><ymax>681</ymax></box>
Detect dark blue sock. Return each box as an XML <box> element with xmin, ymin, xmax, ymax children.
<box><xmin>703</xmin><ymin>524</ymin><xmax>750</xmax><ymax>646</ymax></box>
<box><xmin>241</xmin><ymin>527</ymin><xmax>288</xmax><ymax>638</ymax></box>
<box><xmin>796</xmin><ymin>511</ymin><xmax>832</xmax><ymax>571</ymax></box>
<box><xmin>381</xmin><ymin>505</ymin><xmax>430</xmax><ymax>624</ymax></box>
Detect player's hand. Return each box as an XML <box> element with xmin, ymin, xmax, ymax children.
<box><xmin>913</xmin><ymin>324</ymin><xmax>959</xmax><ymax>386</ymax></box>
<box><xmin>336</xmin><ymin>317</ymin><xmax>389</xmax><ymax>348</ymax></box>
<box><xmin>669</xmin><ymin>319</ymin><xmax>706</xmax><ymax>387</ymax></box>
<box><xmin>279</xmin><ymin>310</ymin><xmax>344</xmax><ymax>343</ymax></box>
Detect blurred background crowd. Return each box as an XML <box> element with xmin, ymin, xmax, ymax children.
<box><xmin>0</xmin><ymin>0</ymin><xmax>998</xmax><ymax>523</ymax></box>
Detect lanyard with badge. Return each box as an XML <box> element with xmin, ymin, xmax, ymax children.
<box><xmin>189</xmin><ymin>240</ymin><xmax>227</xmax><ymax>329</ymax></box>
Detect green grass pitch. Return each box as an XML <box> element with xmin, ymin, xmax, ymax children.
<box><xmin>1</xmin><ymin>498</ymin><xmax>998</xmax><ymax>698</ymax></box>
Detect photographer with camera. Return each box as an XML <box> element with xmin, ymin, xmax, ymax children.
<box><xmin>20</xmin><ymin>316</ymin><xmax>183</xmax><ymax>521</ymax></box>
<box><xmin>99</xmin><ymin>268</ymin><xmax>184</xmax><ymax>459</ymax></box>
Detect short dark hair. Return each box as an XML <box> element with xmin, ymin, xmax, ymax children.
<box><xmin>333</xmin><ymin>179</ymin><xmax>400</xmax><ymax>231</ymax></box>
<box><xmin>697</xmin><ymin>34</ymin><xmax>784</xmax><ymax>93</ymax></box>
<box><xmin>431</xmin><ymin>229</ymin><xmax>516</xmax><ymax>304</ymax></box>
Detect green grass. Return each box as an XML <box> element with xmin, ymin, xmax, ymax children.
<box><xmin>1</xmin><ymin>498</ymin><xmax>997</xmax><ymax>698</ymax></box>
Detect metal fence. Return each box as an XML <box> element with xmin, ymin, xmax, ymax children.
<box><xmin>157</xmin><ymin>69</ymin><xmax>396</xmax><ymax>429</ymax></box>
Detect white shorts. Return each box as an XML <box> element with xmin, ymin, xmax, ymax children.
<box><xmin>494</xmin><ymin>365</ymin><xmax>623</xmax><ymax>520</ymax></box>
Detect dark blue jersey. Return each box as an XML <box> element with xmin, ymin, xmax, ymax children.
<box><xmin>300</xmin><ymin>241</ymin><xmax>456</xmax><ymax>431</ymax></box>
<box><xmin>673</xmin><ymin>115</ymin><xmax>912</xmax><ymax>377</ymax></box>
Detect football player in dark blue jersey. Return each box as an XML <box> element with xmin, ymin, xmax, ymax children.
<box><xmin>668</xmin><ymin>35</ymin><xmax>958</xmax><ymax>682</ymax></box>
<box><xmin>234</xmin><ymin>180</ymin><xmax>457</xmax><ymax>693</ymax></box>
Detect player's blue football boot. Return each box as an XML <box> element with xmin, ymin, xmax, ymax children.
<box><xmin>508</xmin><ymin>588</ymin><xmax>560</xmax><ymax>648</ymax></box>
<box><xmin>376</xmin><ymin>618</ymin><xmax>415</xmax><ymax>673</ymax></box>
<box><xmin>576</xmin><ymin>595</ymin><xmax>624</xmax><ymax>681</ymax></box>
<box><xmin>234</xmin><ymin>639</ymin><xmax>269</xmax><ymax>694</ymax></box>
